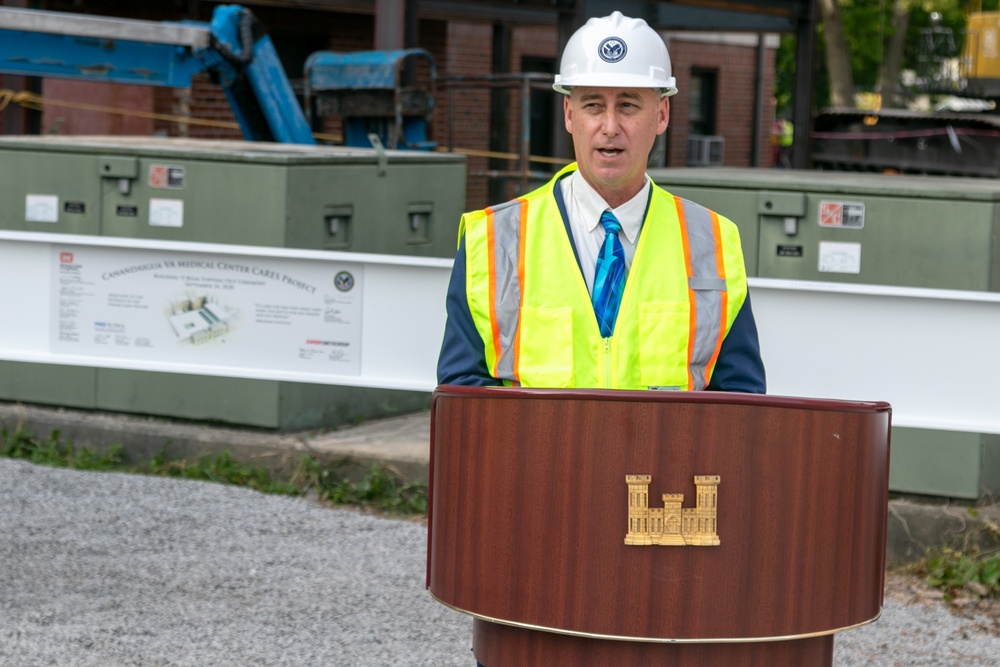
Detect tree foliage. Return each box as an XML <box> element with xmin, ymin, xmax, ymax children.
<box><xmin>775</xmin><ymin>0</ymin><xmax>996</xmax><ymax>113</ymax></box>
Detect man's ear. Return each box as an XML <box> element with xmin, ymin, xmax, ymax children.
<box><xmin>657</xmin><ymin>97</ymin><xmax>670</xmax><ymax>135</ymax></box>
<box><xmin>564</xmin><ymin>95</ymin><xmax>573</xmax><ymax>134</ymax></box>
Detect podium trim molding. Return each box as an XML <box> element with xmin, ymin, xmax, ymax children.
<box><xmin>429</xmin><ymin>592</ymin><xmax>883</xmax><ymax>644</ymax></box>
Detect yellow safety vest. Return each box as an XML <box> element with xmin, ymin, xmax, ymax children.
<box><xmin>779</xmin><ymin>120</ymin><xmax>794</xmax><ymax>147</ymax></box>
<box><xmin>461</xmin><ymin>164</ymin><xmax>748</xmax><ymax>390</ymax></box>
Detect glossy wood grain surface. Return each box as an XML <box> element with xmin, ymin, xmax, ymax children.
<box><xmin>428</xmin><ymin>387</ymin><xmax>891</xmax><ymax>641</ymax></box>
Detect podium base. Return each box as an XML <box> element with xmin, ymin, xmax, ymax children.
<box><xmin>472</xmin><ymin>620</ymin><xmax>834</xmax><ymax>667</ymax></box>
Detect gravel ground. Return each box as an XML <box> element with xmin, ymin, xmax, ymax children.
<box><xmin>1</xmin><ymin>458</ymin><xmax>998</xmax><ymax>667</ymax></box>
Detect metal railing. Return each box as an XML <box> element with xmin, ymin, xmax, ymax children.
<box><xmin>439</xmin><ymin>72</ymin><xmax>568</xmax><ymax>194</ymax></box>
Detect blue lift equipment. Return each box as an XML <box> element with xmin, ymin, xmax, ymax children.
<box><xmin>0</xmin><ymin>4</ymin><xmax>315</xmax><ymax>144</ymax></box>
<box><xmin>305</xmin><ymin>49</ymin><xmax>436</xmax><ymax>150</ymax></box>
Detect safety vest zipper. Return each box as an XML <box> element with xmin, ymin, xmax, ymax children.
<box><xmin>603</xmin><ymin>337</ymin><xmax>612</xmax><ymax>388</ymax></box>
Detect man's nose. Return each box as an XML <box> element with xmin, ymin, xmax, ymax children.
<box><xmin>601</xmin><ymin>111</ymin><xmax>621</xmax><ymax>136</ymax></box>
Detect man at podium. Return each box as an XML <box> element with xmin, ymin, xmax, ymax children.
<box><xmin>437</xmin><ymin>12</ymin><xmax>765</xmax><ymax>394</ymax></box>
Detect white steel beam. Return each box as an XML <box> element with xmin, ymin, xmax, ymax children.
<box><xmin>749</xmin><ymin>277</ymin><xmax>1000</xmax><ymax>434</ymax></box>
<box><xmin>0</xmin><ymin>7</ymin><xmax>210</xmax><ymax>48</ymax></box>
<box><xmin>2</xmin><ymin>231</ymin><xmax>998</xmax><ymax>434</ymax></box>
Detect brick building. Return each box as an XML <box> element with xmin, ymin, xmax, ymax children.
<box><xmin>0</xmin><ymin>0</ymin><xmax>781</xmax><ymax>210</ymax></box>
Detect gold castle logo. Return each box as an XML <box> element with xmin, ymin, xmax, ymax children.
<box><xmin>625</xmin><ymin>474</ymin><xmax>720</xmax><ymax>546</ymax></box>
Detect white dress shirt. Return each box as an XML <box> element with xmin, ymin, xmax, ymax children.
<box><xmin>559</xmin><ymin>170</ymin><xmax>650</xmax><ymax>295</ymax></box>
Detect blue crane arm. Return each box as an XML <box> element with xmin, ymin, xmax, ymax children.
<box><xmin>0</xmin><ymin>4</ymin><xmax>315</xmax><ymax>144</ymax></box>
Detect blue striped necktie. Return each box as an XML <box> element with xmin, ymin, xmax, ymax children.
<box><xmin>592</xmin><ymin>210</ymin><xmax>626</xmax><ymax>338</ymax></box>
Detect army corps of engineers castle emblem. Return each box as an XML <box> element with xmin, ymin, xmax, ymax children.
<box><xmin>625</xmin><ymin>474</ymin><xmax>720</xmax><ymax>546</ymax></box>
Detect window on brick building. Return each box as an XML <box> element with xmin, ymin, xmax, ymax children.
<box><xmin>687</xmin><ymin>68</ymin><xmax>723</xmax><ymax>167</ymax></box>
<box><xmin>521</xmin><ymin>56</ymin><xmax>557</xmax><ymax>171</ymax></box>
<box><xmin>688</xmin><ymin>68</ymin><xmax>718</xmax><ymax>136</ymax></box>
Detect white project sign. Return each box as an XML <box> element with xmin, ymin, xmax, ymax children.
<box><xmin>1</xmin><ymin>231</ymin><xmax>451</xmax><ymax>391</ymax></box>
<box><xmin>52</xmin><ymin>244</ymin><xmax>364</xmax><ymax>375</ymax></box>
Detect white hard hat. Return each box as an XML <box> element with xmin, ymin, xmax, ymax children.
<box><xmin>553</xmin><ymin>11</ymin><xmax>677</xmax><ymax>98</ymax></box>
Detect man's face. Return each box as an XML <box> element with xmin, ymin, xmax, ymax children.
<box><xmin>564</xmin><ymin>87</ymin><xmax>669</xmax><ymax>205</ymax></box>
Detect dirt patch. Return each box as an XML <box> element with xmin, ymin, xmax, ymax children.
<box><xmin>885</xmin><ymin>571</ymin><xmax>1000</xmax><ymax>637</ymax></box>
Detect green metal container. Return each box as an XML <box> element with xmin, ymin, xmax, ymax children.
<box><xmin>650</xmin><ymin>167</ymin><xmax>1000</xmax><ymax>291</ymax></box>
<box><xmin>650</xmin><ymin>167</ymin><xmax>1000</xmax><ymax>499</ymax></box>
<box><xmin>0</xmin><ymin>135</ymin><xmax>465</xmax><ymax>255</ymax></box>
<box><xmin>0</xmin><ymin>136</ymin><xmax>466</xmax><ymax>429</ymax></box>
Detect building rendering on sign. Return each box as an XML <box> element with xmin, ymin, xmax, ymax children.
<box><xmin>167</xmin><ymin>293</ymin><xmax>234</xmax><ymax>345</ymax></box>
<box><xmin>625</xmin><ymin>474</ymin><xmax>720</xmax><ymax>546</ymax></box>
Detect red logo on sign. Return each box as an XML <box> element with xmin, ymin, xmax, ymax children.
<box><xmin>149</xmin><ymin>165</ymin><xmax>168</xmax><ymax>188</ymax></box>
<box><xmin>60</xmin><ymin>252</ymin><xmax>74</xmax><ymax>263</ymax></box>
<box><xmin>819</xmin><ymin>202</ymin><xmax>842</xmax><ymax>227</ymax></box>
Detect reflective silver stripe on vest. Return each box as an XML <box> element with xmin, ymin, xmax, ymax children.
<box><xmin>490</xmin><ymin>200</ymin><xmax>524</xmax><ymax>383</ymax></box>
<box><xmin>678</xmin><ymin>198</ymin><xmax>726</xmax><ymax>391</ymax></box>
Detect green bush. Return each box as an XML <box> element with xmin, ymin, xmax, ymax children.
<box><xmin>0</xmin><ymin>426</ymin><xmax>123</xmax><ymax>470</ymax></box>
<box><xmin>919</xmin><ymin>509</ymin><xmax>1000</xmax><ymax>601</ymax></box>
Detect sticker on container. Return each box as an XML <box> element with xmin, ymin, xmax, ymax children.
<box><xmin>117</xmin><ymin>205</ymin><xmax>139</xmax><ymax>217</ymax></box>
<box><xmin>64</xmin><ymin>201</ymin><xmax>86</xmax><ymax>214</ymax></box>
<box><xmin>777</xmin><ymin>245</ymin><xmax>803</xmax><ymax>257</ymax></box>
<box><xmin>26</xmin><ymin>194</ymin><xmax>59</xmax><ymax>223</ymax></box>
<box><xmin>149</xmin><ymin>198</ymin><xmax>184</xmax><ymax>228</ymax></box>
<box><xmin>148</xmin><ymin>164</ymin><xmax>186</xmax><ymax>189</ymax></box>
<box><xmin>818</xmin><ymin>241</ymin><xmax>861</xmax><ymax>274</ymax></box>
<box><xmin>819</xmin><ymin>200</ymin><xmax>865</xmax><ymax>229</ymax></box>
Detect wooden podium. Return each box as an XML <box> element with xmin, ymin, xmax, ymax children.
<box><xmin>427</xmin><ymin>387</ymin><xmax>891</xmax><ymax>666</ymax></box>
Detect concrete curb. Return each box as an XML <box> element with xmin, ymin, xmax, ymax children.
<box><xmin>0</xmin><ymin>401</ymin><xmax>431</xmax><ymax>484</ymax></box>
<box><xmin>886</xmin><ymin>498</ymin><xmax>1000</xmax><ymax>565</ymax></box>
<box><xmin>3</xmin><ymin>400</ymin><xmax>997</xmax><ymax>566</ymax></box>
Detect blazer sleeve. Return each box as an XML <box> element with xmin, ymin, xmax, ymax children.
<box><xmin>436</xmin><ymin>237</ymin><xmax>503</xmax><ymax>387</ymax></box>
<box><xmin>706</xmin><ymin>290</ymin><xmax>767</xmax><ymax>393</ymax></box>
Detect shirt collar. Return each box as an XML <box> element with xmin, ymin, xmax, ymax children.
<box><xmin>569</xmin><ymin>170</ymin><xmax>649</xmax><ymax>244</ymax></box>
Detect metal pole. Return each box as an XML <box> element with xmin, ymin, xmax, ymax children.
<box><xmin>792</xmin><ymin>4</ymin><xmax>817</xmax><ymax>169</ymax></box>
<box><xmin>752</xmin><ymin>34</ymin><xmax>767</xmax><ymax>167</ymax></box>
<box><xmin>448</xmin><ymin>84</ymin><xmax>454</xmax><ymax>153</ymax></box>
<box><xmin>489</xmin><ymin>21</ymin><xmax>512</xmax><ymax>203</ymax></box>
<box><xmin>374</xmin><ymin>0</ymin><xmax>405</xmax><ymax>50</ymax></box>
<box><xmin>520</xmin><ymin>77</ymin><xmax>531</xmax><ymax>193</ymax></box>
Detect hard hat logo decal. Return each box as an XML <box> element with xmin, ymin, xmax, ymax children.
<box><xmin>598</xmin><ymin>37</ymin><xmax>627</xmax><ymax>63</ymax></box>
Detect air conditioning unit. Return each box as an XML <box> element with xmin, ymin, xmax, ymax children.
<box><xmin>687</xmin><ymin>135</ymin><xmax>725</xmax><ymax>167</ymax></box>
